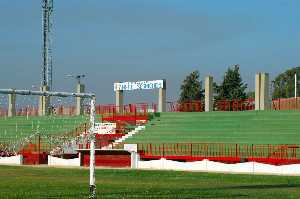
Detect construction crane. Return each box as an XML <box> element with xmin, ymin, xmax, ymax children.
<box><xmin>66</xmin><ymin>74</ymin><xmax>86</xmax><ymax>85</ymax></box>
<box><xmin>41</xmin><ymin>0</ymin><xmax>54</xmax><ymax>90</ymax></box>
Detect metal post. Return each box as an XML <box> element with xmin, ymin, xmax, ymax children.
<box><xmin>38</xmin><ymin>133</ymin><xmax>41</xmax><ymax>164</ymax></box>
<box><xmin>89</xmin><ymin>97</ymin><xmax>96</xmax><ymax>199</ymax></box>
<box><xmin>295</xmin><ymin>73</ymin><xmax>297</xmax><ymax>98</ymax></box>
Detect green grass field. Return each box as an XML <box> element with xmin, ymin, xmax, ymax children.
<box><xmin>126</xmin><ymin>111</ymin><xmax>300</xmax><ymax>144</ymax></box>
<box><xmin>0</xmin><ymin>166</ymin><xmax>300</xmax><ymax>199</ymax></box>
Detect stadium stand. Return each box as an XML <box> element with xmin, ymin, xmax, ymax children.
<box><xmin>0</xmin><ymin>116</ymin><xmax>88</xmax><ymax>154</ymax></box>
<box><xmin>125</xmin><ymin>110</ymin><xmax>300</xmax><ymax>144</ymax></box>
<box><xmin>125</xmin><ymin>110</ymin><xmax>300</xmax><ymax>165</ymax></box>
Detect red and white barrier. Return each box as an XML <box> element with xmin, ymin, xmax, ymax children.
<box><xmin>48</xmin><ymin>156</ymin><xmax>80</xmax><ymax>167</ymax></box>
<box><xmin>0</xmin><ymin>155</ymin><xmax>23</xmax><ymax>165</ymax></box>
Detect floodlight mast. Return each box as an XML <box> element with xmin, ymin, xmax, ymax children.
<box><xmin>42</xmin><ymin>0</ymin><xmax>54</xmax><ymax>90</ymax></box>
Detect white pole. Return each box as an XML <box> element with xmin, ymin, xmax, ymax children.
<box><xmin>89</xmin><ymin>97</ymin><xmax>96</xmax><ymax>199</ymax></box>
<box><xmin>295</xmin><ymin>73</ymin><xmax>297</xmax><ymax>98</ymax></box>
<box><xmin>27</xmin><ymin>105</ymin><xmax>29</xmax><ymax>120</ymax></box>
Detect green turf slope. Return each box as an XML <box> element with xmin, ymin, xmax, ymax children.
<box><xmin>0</xmin><ymin>115</ymin><xmax>88</xmax><ymax>143</ymax></box>
<box><xmin>126</xmin><ymin>111</ymin><xmax>300</xmax><ymax>144</ymax></box>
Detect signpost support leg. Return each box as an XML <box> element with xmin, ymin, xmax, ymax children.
<box><xmin>158</xmin><ymin>79</ymin><xmax>166</xmax><ymax>112</ymax></box>
<box><xmin>115</xmin><ymin>88</ymin><xmax>124</xmax><ymax>114</ymax></box>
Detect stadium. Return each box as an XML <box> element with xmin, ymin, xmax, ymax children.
<box><xmin>1</xmin><ymin>75</ymin><xmax>300</xmax><ymax>198</ymax></box>
<box><xmin>1</xmin><ymin>1</ymin><xmax>300</xmax><ymax>199</ymax></box>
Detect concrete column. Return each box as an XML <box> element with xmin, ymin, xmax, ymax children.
<box><xmin>38</xmin><ymin>86</ymin><xmax>50</xmax><ymax>116</ymax></box>
<box><xmin>76</xmin><ymin>83</ymin><xmax>85</xmax><ymax>115</ymax></box>
<box><xmin>205</xmin><ymin>76</ymin><xmax>213</xmax><ymax>112</ymax></box>
<box><xmin>158</xmin><ymin>79</ymin><xmax>166</xmax><ymax>112</ymax></box>
<box><xmin>8</xmin><ymin>92</ymin><xmax>16</xmax><ymax>117</ymax></box>
<box><xmin>131</xmin><ymin>152</ymin><xmax>140</xmax><ymax>169</ymax></box>
<box><xmin>255</xmin><ymin>73</ymin><xmax>261</xmax><ymax>110</ymax></box>
<box><xmin>260</xmin><ymin>73</ymin><xmax>270</xmax><ymax>110</ymax></box>
<box><xmin>38</xmin><ymin>90</ymin><xmax>43</xmax><ymax>116</ymax></box>
<box><xmin>116</xmin><ymin>88</ymin><xmax>124</xmax><ymax>113</ymax></box>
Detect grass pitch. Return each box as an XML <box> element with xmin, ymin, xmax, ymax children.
<box><xmin>0</xmin><ymin>166</ymin><xmax>300</xmax><ymax>199</ymax></box>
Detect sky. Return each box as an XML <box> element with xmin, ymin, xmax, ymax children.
<box><xmin>0</xmin><ymin>0</ymin><xmax>300</xmax><ymax>104</ymax></box>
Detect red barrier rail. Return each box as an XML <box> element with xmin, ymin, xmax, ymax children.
<box><xmin>167</xmin><ymin>101</ymin><xmax>204</xmax><ymax>112</ymax></box>
<box><xmin>101</xmin><ymin>112</ymin><xmax>148</xmax><ymax>132</ymax></box>
<box><xmin>272</xmin><ymin>97</ymin><xmax>300</xmax><ymax>110</ymax></box>
<box><xmin>0</xmin><ymin>108</ymin><xmax>7</xmax><ymax>117</ymax></box>
<box><xmin>78</xmin><ymin>134</ymin><xmax>125</xmax><ymax>149</ymax></box>
<box><xmin>0</xmin><ymin>105</ymin><xmax>86</xmax><ymax>117</ymax></box>
<box><xmin>138</xmin><ymin>143</ymin><xmax>300</xmax><ymax>165</ymax></box>
<box><xmin>214</xmin><ymin>98</ymin><xmax>255</xmax><ymax>111</ymax></box>
<box><xmin>96</xmin><ymin>103</ymin><xmax>157</xmax><ymax>115</ymax></box>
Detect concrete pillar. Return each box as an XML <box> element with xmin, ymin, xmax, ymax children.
<box><xmin>76</xmin><ymin>83</ymin><xmax>85</xmax><ymax>115</ymax></box>
<box><xmin>116</xmin><ymin>88</ymin><xmax>124</xmax><ymax>113</ymax></box>
<box><xmin>255</xmin><ymin>73</ymin><xmax>270</xmax><ymax>111</ymax></box>
<box><xmin>131</xmin><ymin>152</ymin><xmax>140</xmax><ymax>169</ymax></box>
<box><xmin>205</xmin><ymin>76</ymin><xmax>213</xmax><ymax>112</ymax></box>
<box><xmin>38</xmin><ymin>86</ymin><xmax>50</xmax><ymax>116</ymax></box>
<box><xmin>158</xmin><ymin>79</ymin><xmax>166</xmax><ymax>112</ymax></box>
<box><xmin>260</xmin><ymin>73</ymin><xmax>270</xmax><ymax>110</ymax></box>
<box><xmin>38</xmin><ymin>90</ymin><xmax>43</xmax><ymax>116</ymax></box>
<box><xmin>255</xmin><ymin>73</ymin><xmax>261</xmax><ymax>110</ymax></box>
<box><xmin>8</xmin><ymin>92</ymin><xmax>16</xmax><ymax>117</ymax></box>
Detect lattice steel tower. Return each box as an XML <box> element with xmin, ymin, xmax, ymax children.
<box><xmin>42</xmin><ymin>0</ymin><xmax>54</xmax><ymax>90</ymax></box>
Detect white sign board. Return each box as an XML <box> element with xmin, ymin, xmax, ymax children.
<box><xmin>114</xmin><ymin>80</ymin><xmax>164</xmax><ymax>91</ymax></box>
<box><xmin>94</xmin><ymin>123</ymin><xmax>116</xmax><ymax>134</ymax></box>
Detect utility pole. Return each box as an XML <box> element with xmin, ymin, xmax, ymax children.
<box><xmin>295</xmin><ymin>73</ymin><xmax>298</xmax><ymax>98</ymax></box>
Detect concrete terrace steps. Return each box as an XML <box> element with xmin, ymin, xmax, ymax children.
<box><xmin>103</xmin><ymin>126</ymin><xmax>146</xmax><ymax>149</ymax></box>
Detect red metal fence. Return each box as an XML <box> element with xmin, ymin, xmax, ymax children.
<box><xmin>98</xmin><ymin>103</ymin><xmax>152</xmax><ymax>131</ymax></box>
<box><xmin>214</xmin><ymin>98</ymin><xmax>255</xmax><ymax>111</ymax></box>
<box><xmin>167</xmin><ymin>97</ymin><xmax>300</xmax><ymax>112</ymax></box>
<box><xmin>0</xmin><ymin>108</ymin><xmax>7</xmax><ymax>117</ymax></box>
<box><xmin>78</xmin><ymin>134</ymin><xmax>125</xmax><ymax>149</ymax></box>
<box><xmin>2</xmin><ymin>96</ymin><xmax>300</xmax><ymax>118</ymax></box>
<box><xmin>16</xmin><ymin>107</ymin><xmax>39</xmax><ymax>116</ymax></box>
<box><xmin>272</xmin><ymin>97</ymin><xmax>300</xmax><ymax>110</ymax></box>
<box><xmin>167</xmin><ymin>99</ymin><xmax>255</xmax><ymax>112</ymax></box>
<box><xmin>167</xmin><ymin>101</ymin><xmax>204</xmax><ymax>112</ymax></box>
<box><xmin>96</xmin><ymin>103</ymin><xmax>157</xmax><ymax>115</ymax></box>
<box><xmin>0</xmin><ymin>106</ymin><xmax>87</xmax><ymax>117</ymax></box>
<box><xmin>138</xmin><ymin>143</ymin><xmax>300</xmax><ymax>165</ymax></box>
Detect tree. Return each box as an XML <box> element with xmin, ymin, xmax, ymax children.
<box><xmin>215</xmin><ymin>65</ymin><xmax>247</xmax><ymax>100</ymax></box>
<box><xmin>246</xmin><ymin>91</ymin><xmax>255</xmax><ymax>99</ymax></box>
<box><xmin>179</xmin><ymin>70</ymin><xmax>204</xmax><ymax>102</ymax></box>
<box><xmin>272</xmin><ymin>66</ymin><xmax>300</xmax><ymax>99</ymax></box>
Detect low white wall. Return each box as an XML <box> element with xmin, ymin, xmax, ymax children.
<box><xmin>0</xmin><ymin>155</ymin><xmax>23</xmax><ymax>165</ymax></box>
<box><xmin>138</xmin><ymin>159</ymin><xmax>300</xmax><ymax>176</ymax></box>
<box><xmin>48</xmin><ymin>156</ymin><xmax>80</xmax><ymax>167</ymax></box>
